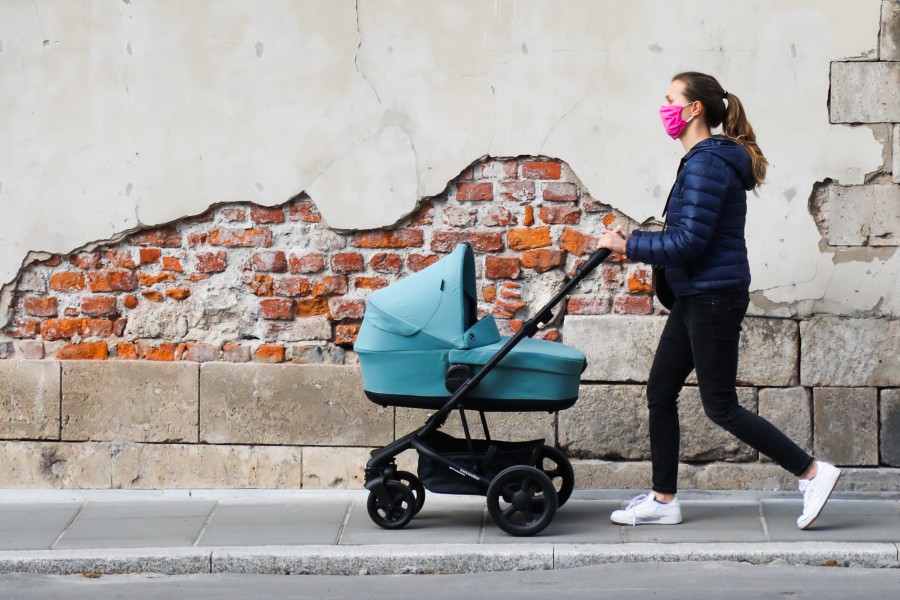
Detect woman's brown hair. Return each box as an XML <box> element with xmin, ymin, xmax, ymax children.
<box><xmin>673</xmin><ymin>71</ymin><xmax>768</xmax><ymax>189</ymax></box>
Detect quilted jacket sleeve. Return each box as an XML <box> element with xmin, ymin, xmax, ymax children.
<box><xmin>625</xmin><ymin>152</ymin><xmax>733</xmax><ymax>266</ymax></box>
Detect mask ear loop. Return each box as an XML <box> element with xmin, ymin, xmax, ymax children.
<box><xmin>684</xmin><ymin>100</ymin><xmax>699</xmax><ymax>124</ymax></box>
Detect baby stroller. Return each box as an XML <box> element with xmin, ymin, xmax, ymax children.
<box><xmin>355</xmin><ymin>242</ymin><xmax>610</xmax><ymax>536</ymax></box>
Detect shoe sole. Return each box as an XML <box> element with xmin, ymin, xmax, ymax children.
<box><xmin>609</xmin><ymin>516</ymin><xmax>683</xmax><ymax>526</ymax></box>
<box><xmin>798</xmin><ymin>468</ymin><xmax>841</xmax><ymax>530</ymax></box>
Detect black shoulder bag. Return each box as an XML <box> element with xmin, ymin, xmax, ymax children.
<box><xmin>651</xmin><ymin>157</ymin><xmax>688</xmax><ymax>310</ymax></box>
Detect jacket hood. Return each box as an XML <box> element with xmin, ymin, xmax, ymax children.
<box><xmin>686</xmin><ymin>136</ymin><xmax>755</xmax><ymax>191</ymax></box>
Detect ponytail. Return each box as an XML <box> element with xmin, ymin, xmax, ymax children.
<box><xmin>673</xmin><ymin>72</ymin><xmax>768</xmax><ymax>189</ymax></box>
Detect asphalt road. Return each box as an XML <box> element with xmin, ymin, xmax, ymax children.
<box><xmin>1</xmin><ymin>562</ymin><xmax>898</xmax><ymax>600</ymax></box>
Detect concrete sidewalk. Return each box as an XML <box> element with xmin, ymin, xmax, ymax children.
<box><xmin>0</xmin><ymin>489</ymin><xmax>898</xmax><ymax>575</ymax></box>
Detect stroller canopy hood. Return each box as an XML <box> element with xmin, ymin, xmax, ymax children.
<box><xmin>357</xmin><ymin>243</ymin><xmax>479</xmax><ymax>350</ymax></box>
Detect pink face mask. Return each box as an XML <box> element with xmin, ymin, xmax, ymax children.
<box><xmin>659</xmin><ymin>101</ymin><xmax>698</xmax><ymax>139</ymax></box>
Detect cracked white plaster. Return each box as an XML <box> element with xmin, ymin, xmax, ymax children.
<box><xmin>0</xmin><ymin>0</ymin><xmax>893</xmax><ymax>322</ymax></box>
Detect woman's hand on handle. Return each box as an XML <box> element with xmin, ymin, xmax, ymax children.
<box><xmin>596</xmin><ymin>225</ymin><xmax>629</xmax><ymax>255</ymax></box>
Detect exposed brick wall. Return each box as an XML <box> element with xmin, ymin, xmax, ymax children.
<box><xmin>1</xmin><ymin>157</ymin><xmax>658</xmax><ymax>363</ymax></box>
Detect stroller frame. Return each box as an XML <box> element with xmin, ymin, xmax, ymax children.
<box><xmin>364</xmin><ymin>247</ymin><xmax>611</xmax><ymax>536</ymax></box>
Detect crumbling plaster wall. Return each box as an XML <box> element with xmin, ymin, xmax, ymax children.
<box><xmin>0</xmin><ymin>0</ymin><xmax>894</xmax><ymax>328</ymax></box>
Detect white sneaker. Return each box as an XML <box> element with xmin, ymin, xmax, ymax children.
<box><xmin>610</xmin><ymin>492</ymin><xmax>683</xmax><ymax>526</ymax></box>
<box><xmin>797</xmin><ymin>461</ymin><xmax>841</xmax><ymax>530</ymax></box>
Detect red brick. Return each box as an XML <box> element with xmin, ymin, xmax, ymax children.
<box><xmin>188</xmin><ymin>273</ymin><xmax>209</xmax><ymax>282</ymax></box>
<box><xmin>289</xmin><ymin>253</ymin><xmax>326</xmax><ymax>274</ymax></box>
<box><xmin>559</xmin><ymin>227</ymin><xmax>597</xmax><ymax>256</ymax></box>
<box><xmin>431</xmin><ymin>231</ymin><xmax>463</xmax><ymax>253</ymax></box>
<box><xmin>144</xmin><ymin>343</ymin><xmax>177</xmax><ymax>361</ymax></box>
<box><xmin>58</xmin><ymin>342</ymin><xmax>109</xmax><ymax>360</ymax></box>
<box><xmin>50</xmin><ymin>272</ymin><xmax>86</xmax><ymax>292</ymax></box>
<box><xmin>289</xmin><ymin>199</ymin><xmax>322</xmax><ymax>223</ymax></box>
<box><xmin>482</xmin><ymin>285</ymin><xmax>496</xmax><ymax>302</ymax></box>
<box><xmin>539</xmin><ymin>204</ymin><xmax>581</xmax><ymax>224</ymax></box>
<box><xmin>69</xmin><ymin>252</ymin><xmax>102</xmax><ymax>269</ymax></box>
<box><xmin>369</xmin><ymin>253</ymin><xmax>402</xmax><ymax>274</ymax></box>
<box><xmin>493</xmin><ymin>300</ymin><xmax>526</xmax><ymax>318</ymax></box>
<box><xmin>522</xmin><ymin>249</ymin><xmax>564</xmax><ymax>273</ymax></box>
<box><xmin>182</xmin><ymin>343</ymin><xmax>218</xmax><ymax>362</ymax></box>
<box><xmin>351</xmin><ymin>229</ymin><xmax>424</xmax><ymax>249</ymax></box>
<box><xmin>23</xmin><ymin>297</ymin><xmax>58</xmax><ymax>318</ymax></box>
<box><xmin>195</xmin><ymin>251</ymin><xmax>228</xmax><ymax>273</ymax></box>
<box><xmin>113</xmin><ymin>318</ymin><xmax>127</xmax><ymax>337</ymax></box>
<box><xmin>140</xmin><ymin>248</ymin><xmax>162</xmax><ymax>265</ymax></box>
<box><xmin>329</xmin><ymin>298</ymin><xmax>365</xmax><ymax>320</ymax></box>
<box><xmin>129</xmin><ymin>227</ymin><xmax>183</xmax><ymax>248</ymax></box>
<box><xmin>254</xmin><ymin>344</ymin><xmax>286</xmax><ymax>363</ymax></box>
<box><xmin>498</xmin><ymin>181</ymin><xmax>536</xmax><ymax>202</ymax></box>
<box><xmin>184</xmin><ymin>210</ymin><xmax>215</xmax><ymax>224</ymax></box>
<box><xmin>208</xmin><ymin>227</ymin><xmax>273</xmax><ymax>248</ymax></box>
<box><xmin>407</xmin><ymin>254</ymin><xmax>441</xmax><ymax>272</ymax></box>
<box><xmin>601</xmin><ymin>264</ymin><xmax>623</xmax><ymax>287</ymax></box>
<box><xmin>443</xmin><ymin>205</ymin><xmax>477</xmax><ymax>228</ymax></box>
<box><xmin>141</xmin><ymin>290</ymin><xmax>165</xmax><ymax>302</ymax></box>
<box><xmin>456</xmin><ymin>182</ymin><xmax>493</xmax><ymax>201</ymax></box>
<box><xmin>567</xmin><ymin>295</ymin><xmax>611</xmax><ymax>315</ymax></box>
<box><xmin>223</xmin><ymin>343</ymin><xmax>250</xmax><ymax>363</ymax></box>
<box><xmin>311</xmin><ymin>275</ymin><xmax>348</xmax><ymax>297</ymax></box>
<box><xmin>485</xmin><ymin>256</ymin><xmax>521</xmax><ymax>280</ymax></box>
<box><xmin>19</xmin><ymin>340</ymin><xmax>45</xmax><ymax>360</ymax></box>
<box><xmin>273</xmin><ymin>276</ymin><xmax>310</xmax><ymax>297</ymax></box>
<box><xmin>188</xmin><ymin>232</ymin><xmax>208</xmax><ymax>247</ymax></box>
<box><xmin>222</xmin><ymin>208</ymin><xmax>246</xmax><ymax>221</ymax></box>
<box><xmin>466</xmin><ymin>232</ymin><xmax>504</xmax><ymax>253</ymax></box>
<box><xmin>162</xmin><ymin>256</ymin><xmax>183</xmax><ymax>272</ymax></box>
<box><xmin>613</xmin><ymin>295</ymin><xmax>653</xmax><ymax>315</ymax></box>
<box><xmin>543</xmin><ymin>182</ymin><xmax>578</xmax><ymax>202</ymax></box>
<box><xmin>40</xmin><ymin>319</ymin><xmax>84</xmax><ymax>341</ymax></box>
<box><xmin>334</xmin><ymin>324</ymin><xmax>361</xmax><ymax>346</ymax></box>
<box><xmin>584</xmin><ymin>195</ymin><xmax>607</xmax><ymax>213</ymax></box>
<box><xmin>166</xmin><ymin>287</ymin><xmax>191</xmax><ymax>301</ymax></box>
<box><xmin>508</xmin><ymin>227</ymin><xmax>551</xmax><ymax>250</ymax></box>
<box><xmin>480</xmin><ymin>205</ymin><xmax>515</xmax><ymax>227</ymax></box>
<box><xmin>116</xmin><ymin>343</ymin><xmax>140</xmax><ymax>360</ymax></box>
<box><xmin>260</xmin><ymin>298</ymin><xmax>295</xmax><ymax>320</ymax></box>
<box><xmin>83</xmin><ymin>319</ymin><xmax>114</xmax><ymax>338</ymax></box>
<box><xmin>497</xmin><ymin>319</ymin><xmax>524</xmax><ymax>336</ymax></box>
<box><xmin>523</xmin><ymin>205</ymin><xmax>535</xmax><ymax>226</ymax></box>
<box><xmin>627</xmin><ymin>268</ymin><xmax>653</xmax><ymax>293</ymax></box>
<box><xmin>33</xmin><ymin>256</ymin><xmax>62</xmax><ymax>267</ymax></box>
<box><xmin>244</xmin><ymin>273</ymin><xmax>274</xmax><ymax>296</ymax></box>
<box><xmin>602</xmin><ymin>214</ymin><xmax>617</xmax><ymax>227</ymax></box>
<box><xmin>109</xmin><ymin>251</ymin><xmax>138</xmax><ymax>269</ymax></box>
<box><xmin>297</xmin><ymin>297</ymin><xmax>330</xmax><ymax>317</ymax></box>
<box><xmin>88</xmin><ymin>269</ymin><xmax>137</xmax><ymax>292</ymax></box>
<box><xmin>522</xmin><ymin>161</ymin><xmax>561</xmax><ymax>180</ymax></box>
<box><xmin>80</xmin><ymin>296</ymin><xmax>117</xmax><ymax>317</ymax></box>
<box><xmin>354</xmin><ymin>277</ymin><xmax>389</xmax><ymax>290</ymax></box>
<box><xmin>499</xmin><ymin>282</ymin><xmax>522</xmax><ymax>299</ymax></box>
<box><xmin>139</xmin><ymin>273</ymin><xmax>176</xmax><ymax>286</ymax></box>
<box><xmin>481</xmin><ymin>159</ymin><xmax>518</xmax><ymax>179</ymax></box>
<box><xmin>330</xmin><ymin>252</ymin><xmax>365</xmax><ymax>273</ymax></box>
<box><xmin>250</xmin><ymin>204</ymin><xmax>285</xmax><ymax>224</ymax></box>
<box><xmin>9</xmin><ymin>318</ymin><xmax>41</xmax><ymax>339</ymax></box>
<box><xmin>122</xmin><ymin>295</ymin><xmax>139</xmax><ymax>309</ymax></box>
<box><xmin>410</xmin><ymin>203</ymin><xmax>434</xmax><ymax>226</ymax></box>
<box><xmin>536</xmin><ymin>329</ymin><xmax>561</xmax><ymax>342</ymax></box>
<box><xmin>252</xmin><ymin>250</ymin><xmax>288</xmax><ymax>273</ymax></box>
<box><xmin>64</xmin><ymin>307</ymin><xmax>79</xmax><ymax>317</ymax></box>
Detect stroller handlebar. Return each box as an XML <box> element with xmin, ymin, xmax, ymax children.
<box><xmin>575</xmin><ymin>248</ymin><xmax>612</xmax><ymax>277</ymax></box>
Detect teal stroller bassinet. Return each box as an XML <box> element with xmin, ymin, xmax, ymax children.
<box><xmin>356</xmin><ymin>242</ymin><xmax>611</xmax><ymax>536</ymax></box>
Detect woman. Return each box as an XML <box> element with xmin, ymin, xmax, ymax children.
<box><xmin>596</xmin><ymin>72</ymin><xmax>839</xmax><ymax>529</ymax></box>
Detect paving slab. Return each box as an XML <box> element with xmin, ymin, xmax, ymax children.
<box><xmin>54</xmin><ymin>501</ymin><xmax>216</xmax><ymax>549</ymax></box>
<box><xmin>198</xmin><ymin>501</ymin><xmax>350</xmax><ymax>546</ymax></box>
<box><xmin>0</xmin><ymin>503</ymin><xmax>81</xmax><ymax>551</ymax></box>
<box><xmin>339</xmin><ymin>496</ymin><xmax>484</xmax><ymax>545</ymax></box>
<box><xmin>623</xmin><ymin>502</ymin><xmax>766</xmax><ymax>543</ymax></box>
<box><xmin>762</xmin><ymin>499</ymin><xmax>900</xmax><ymax>542</ymax></box>
<box><xmin>481</xmin><ymin>500</ymin><xmax>622</xmax><ymax>544</ymax></box>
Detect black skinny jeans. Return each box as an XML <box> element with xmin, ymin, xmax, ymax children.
<box><xmin>647</xmin><ymin>291</ymin><xmax>813</xmax><ymax>494</ymax></box>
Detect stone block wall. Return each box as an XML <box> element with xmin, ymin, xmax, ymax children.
<box><xmin>0</xmin><ymin>3</ymin><xmax>898</xmax><ymax>491</ymax></box>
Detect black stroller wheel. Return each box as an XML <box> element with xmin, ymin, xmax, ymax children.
<box><xmin>535</xmin><ymin>445</ymin><xmax>575</xmax><ymax>507</ymax></box>
<box><xmin>393</xmin><ymin>471</ymin><xmax>426</xmax><ymax>515</ymax></box>
<box><xmin>367</xmin><ymin>480</ymin><xmax>416</xmax><ymax>530</ymax></box>
<box><xmin>486</xmin><ymin>466</ymin><xmax>557</xmax><ymax>536</ymax></box>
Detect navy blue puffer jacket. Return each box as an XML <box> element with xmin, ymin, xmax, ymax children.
<box><xmin>625</xmin><ymin>136</ymin><xmax>754</xmax><ymax>297</ymax></box>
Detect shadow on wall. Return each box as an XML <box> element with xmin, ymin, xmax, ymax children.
<box><xmin>0</xmin><ymin>157</ymin><xmax>662</xmax><ymax>363</ymax></box>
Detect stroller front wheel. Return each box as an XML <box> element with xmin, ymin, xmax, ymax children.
<box><xmin>367</xmin><ymin>480</ymin><xmax>416</xmax><ymax>530</ymax></box>
<box><xmin>535</xmin><ymin>445</ymin><xmax>575</xmax><ymax>508</ymax></box>
<box><xmin>392</xmin><ymin>471</ymin><xmax>426</xmax><ymax>515</ymax></box>
<box><xmin>486</xmin><ymin>466</ymin><xmax>558</xmax><ymax>537</ymax></box>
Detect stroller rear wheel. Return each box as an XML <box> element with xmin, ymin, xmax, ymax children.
<box><xmin>486</xmin><ymin>466</ymin><xmax>557</xmax><ymax>536</ymax></box>
<box><xmin>392</xmin><ymin>471</ymin><xmax>426</xmax><ymax>515</ymax></box>
<box><xmin>535</xmin><ymin>445</ymin><xmax>575</xmax><ymax>507</ymax></box>
<box><xmin>367</xmin><ymin>480</ymin><xmax>416</xmax><ymax>529</ymax></box>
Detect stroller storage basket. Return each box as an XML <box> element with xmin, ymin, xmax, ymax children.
<box><xmin>417</xmin><ymin>431</ymin><xmax>544</xmax><ymax>495</ymax></box>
